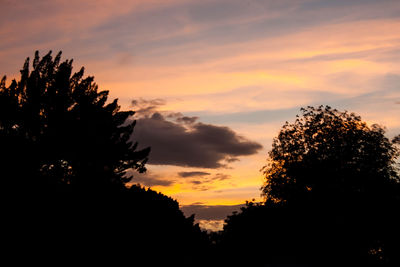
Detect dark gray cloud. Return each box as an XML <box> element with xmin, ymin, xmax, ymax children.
<box><xmin>181</xmin><ymin>204</ymin><xmax>246</xmax><ymax>220</ymax></box>
<box><xmin>209</xmin><ymin>173</ymin><xmax>231</xmax><ymax>182</ymax></box>
<box><xmin>178</xmin><ymin>171</ymin><xmax>211</xmax><ymax>178</ymax></box>
<box><xmin>131</xmin><ymin>100</ymin><xmax>263</xmax><ymax>168</ymax></box>
<box><xmin>126</xmin><ymin>170</ymin><xmax>174</xmax><ymax>187</ymax></box>
<box><xmin>131</xmin><ymin>98</ymin><xmax>167</xmax><ymax>117</ymax></box>
<box><xmin>166</xmin><ymin>112</ymin><xmax>199</xmax><ymax>124</ymax></box>
<box><xmin>175</xmin><ymin>116</ymin><xmax>199</xmax><ymax>124</ymax></box>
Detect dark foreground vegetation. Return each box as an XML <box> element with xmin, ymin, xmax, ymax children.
<box><xmin>1</xmin><ymin>52</ymin><xmax>399</xmax><ymax>265</ymax></box>
<box><xmin>1</xmin><ymin>52</ymin><xmax>208</xmax><ymax>265</ymax></box>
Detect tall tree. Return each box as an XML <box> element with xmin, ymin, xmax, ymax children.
<box><xmin>1</xmin><ymin>51</ymin><xmax>210</xmax><ymax>266</ymax></box>
<box><xmin>0</xmin><ymin>51</ymin><xmax>149</xmax><ymax>194</ymax></box>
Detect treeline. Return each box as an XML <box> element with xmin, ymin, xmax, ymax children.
<box><xmin>1</xmin><ymin>52</ymin><xmax>399</xmax><ymax>265</ymax></box>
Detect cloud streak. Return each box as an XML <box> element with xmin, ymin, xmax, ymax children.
<box><xmin>126</xmin><ymin>169</ymin><xmax>175</xmax><ymax>187</ymax></box>
<box><xmin>188</xmin><ymin>173</ymin><xmax>232</xmax><ymax>191</ymax></box>
<box><xmin>178</xmin><ymin>171</ymin><xmax>211</xmax><ymax>177</ymax></box>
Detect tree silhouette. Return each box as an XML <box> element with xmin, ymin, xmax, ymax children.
<box><xmin>1</xmin><ymin>51</ymin><xmax>209</xmax><ymax>265</ymax></box>
<box><xmin>262</xmin><ymin>105</ymin><xmax>399</xmax><ymax>206</ymax></box>
<box><xmin>219</xmin><ymin>106</ymin><xmax>400</xmax><ymax>264</ymax></box>
<box><xmin>0</xmin><ymin>51</ymin><xmax>150</xmax><ymax>194</ymax></box>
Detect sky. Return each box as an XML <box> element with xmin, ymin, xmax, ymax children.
<box><xmin>1</xmin><ymin>0</ymin><xmax>400</xmax><ymax>231</ymax></box>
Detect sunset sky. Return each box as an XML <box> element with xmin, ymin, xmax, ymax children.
<box><xmin>1</xmin><ymin>0</ymin><xmax>400</xmax><ymax>230</ymax></box>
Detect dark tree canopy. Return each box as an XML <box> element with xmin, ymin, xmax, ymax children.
<box><xmin>262</xmin><ymin>105</ymin><xmax>399</xmax><ymax>206</ymax></box>
<box><xmin>0</xmin><ymin>51</ymin><xmax>149</xmax><ymax>194</ymax></box>
<box><xmin>218</xmin><ymin>106</ymin><xmax>400</xmax><ymax>264</ymax></box>
<box><xmin>1</xmin><ymin>52</ymin><xmax>209</xmax><ymax>265</ymax></box>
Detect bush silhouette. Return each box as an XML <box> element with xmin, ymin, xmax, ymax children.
<box><xmin>219</xmin><ymin>106</ymin><xmax>400</xmax><ymax>264</ymax></box>
<box><xmin>1</xmin><ymin>51</ymin><xmax>209</xmax><ymax>265</ymax></box>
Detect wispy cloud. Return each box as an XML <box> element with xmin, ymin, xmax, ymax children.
<box><xmin>127</xmin><ymin>169</ymin><xmax>175</xmax><ymax>187</ymax></box>
<box><xmin>178</xmin><ymin>171</ymin><xmax>211</xmax><ymax>178</ymax></box>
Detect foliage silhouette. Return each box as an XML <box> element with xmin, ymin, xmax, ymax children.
<box><xmin>0</xmin><ymin>51</ymin><xmax>150</xmax><ymax>193</ymax></box>
<box><xmin>219</xmin><ymin>106</ymin><xmax>400</xmax><ymax>264</ymax></box>
<box><xmin>262</xmin><ymin>105</ymin><xmax>399</xmax><ymax>206</ymax></box>
<box><xmin>1</xmin><ymin>51</ymin><xmax>209</xmax><ymax>265</ymax></box>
